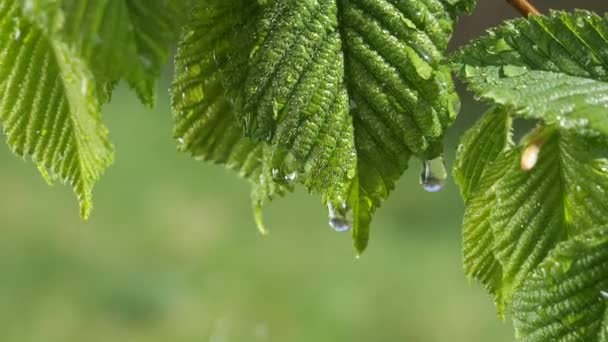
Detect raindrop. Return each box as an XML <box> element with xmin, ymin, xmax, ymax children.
<box><xmin>600</xmin><ymin>291</ymin><xmax>608</xmax><ymax>300</ymax></box>
<box><xmin>329</xmin><ymin>217</ymin><xmax>351</xmax><ymax>232</ymax></box>
<box><xmin>328</xmin><ymin>202</ymin><xmax>352</xmax><ymax>232</ymax></box>
<box><xmin>420</xmin><ymin>155</ymin><xmax>447</xmax><ymax>192</ymax></box>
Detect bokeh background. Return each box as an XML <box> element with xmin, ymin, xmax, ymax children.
<box><xmin>1</xmin><ymin>1</ymin><xmax>606</xmax><ymax>341</ymax></box>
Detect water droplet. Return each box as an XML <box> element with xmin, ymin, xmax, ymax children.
<box><xmin>420</xmin><ymin>156</ymin><xmax>447</xmax><ymax>192</ymax></box>
<box><xmin>328</xmin><ymin>202</ymin><xmax>352</xmax><ymax>232</ymax></box>
<box><xmin>329</xmin><ymin>217</ymin><xmax>351</xmax><ymax>232</ymax></box>
<box><xmin>284</xmin><ymin>171</ymin><xmax>297</xmax><ymax>182</ymax></box>
<box><xmin>600</xmin><ymin>291</ymin><xmax>608</xmax><ymax>300</ymax></box>
<box><xmin>271</xmin><ymin>168</ymin><xmax>280</xmax><ymax>179</ymax></box>
<box><xmin>176</xmin><ymin>137</ymin><xmax>185</xmax><ymax>145</ymax></box>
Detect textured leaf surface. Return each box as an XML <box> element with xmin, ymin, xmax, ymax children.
<box><xmin>513</xmin><ymin>226</ymin><xmax>608</xmax><ymax>342</ymax></box>
<box><xmin>23</xmin><ymin>0</ymin><xmax>181</xmax><ymax>106</ymax></box>
<box><xmin>172</xmin><ymin>0</ymin><xmax>472</xmax><ymax>252</ymax></box>
<box><xmin>460</xmin><ymin>129</ymin><xmax>608</xmax><ymax>311</ymax></box>
<box><xmin>453</xmin><ymin>106</ymin><xmax>512</xmax><ymax>201</ymax></box>
<box><xmin>454</xmin><ymin>11</ymin><xmax>608</xmax><ymax>136</ymax></box>
<box><xmin>171</xmin><ymin>2</ymin><xmax>295</xmax><ymax>234</ymax></box>
<box><xmin>0</xmin><ymin>0</ymin><xmax>113</xmax><ymax>218</ymax></box>
<box><xmin>455</xmin><ymin>107</ymin><xmax>513</xmax><ymax>309</ymax></box>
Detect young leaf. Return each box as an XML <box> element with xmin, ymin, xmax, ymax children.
<box><xmin>453</xmin><ymin>106</ymin><xmax>512</xmax><ymax>201</ymax></box>
<box><xmin>0</xmin><ymin>0</ymin><xmax>113</xmax><ymax>218</ymax></box>
<box><xmin>454</xmin><ymin>106</ymin><xmax>513</xmax><ymax>311</ymax></box>
<box><xmin>172</xmin><ymin>0</ymin><xmax>474</xmax><ymax>252</ymax></box>
<box><xmin>22</xmin><ymin>0</ymin><xmax>182</xmax><ymax>106</ymax></box>
<box><xmin>460</xmin><ymin>128</ymin><xmax>608</xmax><ymax>311</ymax></box>
<box><xmin>461</xmin><ymin>150</ymin><xmax>517</xmax><ymax>314</ymax></box>
<box><xmin>512</xmin><ymin>226</ymin><xmax>608</xmax><ymax>342</ymax></box>
<box><xmin>453</xmin><ymin>10</ymin><xmax>608</xmax><ymax>136</ymax></box>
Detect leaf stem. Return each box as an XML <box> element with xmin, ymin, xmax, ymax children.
<box><xmin>506</xmin><ymin>0</ymin><xmax>540</xmax><ymax>17</ymax></box>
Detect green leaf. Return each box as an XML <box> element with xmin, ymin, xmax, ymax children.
<box><xmin>171</xmin><ymin>2</ymin><xmax>294</xmax><ymax>234</ymax></box>
<box><xmin>462</xmin><ymin>150</ymin><xmax>517</xmax><ymax>314</ymax></box>
<box><xmin>453</xmin><ymin>10</ymin><xmax>608</xmax><ymax>137</ymax></box>
<box><xmin>460</xmin><ymin>128</ymin><xmax>608</xmax><ymax>311</ymax></box>
<box><xmin>0</xmin><ymin>0</ymin><xmax>113</xmax><ymax>218</ymax></box>
<box><xmin>172</xmin><ymin>0</ymin><xmax>472</xmax><ymax>252</ymax></box>
<box><xmin>512</xmin><ymin>226</ymin><xmax>608</xmax><ymax>342</ymax></box>
<box><xmin>455</xmin><ymin>106</ymin><xmax>513</xmax><ymax>311</ymax></box>
<box><xmin>453</xmin><ymin>106</ymin><xmax>512</xmax><ymax>201</ymax></box>
<box><xmin>21</xmin><ymin>0</ymin><xmax>182</xmax><ymax>106</ymax></box>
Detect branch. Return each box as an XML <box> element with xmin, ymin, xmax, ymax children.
<box><xmin>506</xmin><ymin>0</ymin><xmax>540</xmax><ymax>17</ymax></box>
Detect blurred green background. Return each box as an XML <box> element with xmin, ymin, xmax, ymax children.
<box><xmin>1</xmin><ymin>1</ymin><xmax>606</xmax><ymax>341</ymax></box>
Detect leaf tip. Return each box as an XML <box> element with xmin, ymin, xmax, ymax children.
<box><xmin>79</xmin><ymin>196</ymin><xmax>93</xmax><ymax>220</ymax></box>
<box><xmin>252</xmin><ymin>201</ymin><xmax>269</xmax><ymax>236</ymax></box>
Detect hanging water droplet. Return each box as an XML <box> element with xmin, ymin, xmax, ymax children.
<box><xmin>328</xmin><ymin>202</ymin><xmax>352</xmax><ymax>232</ymax></box>
<box><xmin>329</xmin><ymin>217</ymin><xmax>351</xmax><ymax>232</ymax></box>
<box><xmin>420</xmin><ymin>156</ymin><xmax>447</xmax><ymax>192</ymax></box>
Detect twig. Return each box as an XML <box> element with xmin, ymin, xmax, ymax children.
<box><xmin>506</xmin><ymin>0</ymin><xmax>540</xmax><ymax>17</ymax></box>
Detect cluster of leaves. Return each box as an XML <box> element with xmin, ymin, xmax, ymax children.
<box><xmin>171</xmin><ymin>0</ymin><xmax>474</xmax><ymax>253</ymax></box>
<box><xmin>0</xmin><ymin>0</ymin><xmax>474</xmax><ymax>253</ymax></box>
<box><xmin>3</xmin><ymin>0</ymin><xmax>608</xmax><ymax>340</ymax></box>
<box><xmin>453</xmin><ymin>11</ymin><xmax>608</xmax><ymax>341</ymax></box>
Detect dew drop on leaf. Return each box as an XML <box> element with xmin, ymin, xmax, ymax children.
<box><xmin>600</xmin><ymin>291</ymin><xmax>608</xmax><ymax>300</ymax></box>
<box><xmin>271</xmin><ymin>168</ymin><xmax>280</xmax><ymax>179</ymax></box>
<box><xmin>420</xmin><ymin>155</ymin><xmax>447</xmax><ymax>192</ymax></box>
<box><xmin>284</xmin><ymin>171</ymin><xmax>297</xmax><ymax>182</ymax></box>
